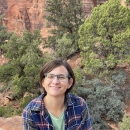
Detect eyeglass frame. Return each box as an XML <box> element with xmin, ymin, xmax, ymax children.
<box><xmin>44</xmin><ymin>73</ymin><xmax>71</xmax><ymax>82</ymax></box>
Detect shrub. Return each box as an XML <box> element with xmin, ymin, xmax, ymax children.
<box><xmin>0</xmin><ymin>104</ymin><xmax>20</xmax><ymax>117</ymax></box>
<box><xmin>77</xmin><ymin>78</ymin><xmax>125</xmax><ymax>129</ymax></box>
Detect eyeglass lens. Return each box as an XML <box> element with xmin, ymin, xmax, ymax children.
<box><xmin>44</xmin><ymin>74</ymin><xmax>69</xmax><ymax>82</ymax></box>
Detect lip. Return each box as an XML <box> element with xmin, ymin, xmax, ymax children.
<box><xmin>50</xmin><ymin>86</ymin><xmax>61</xmax><ymax>89</ymax></box>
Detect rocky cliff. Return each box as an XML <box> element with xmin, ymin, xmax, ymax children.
<box><xmin>0</xmin><ymin>0</ymin><xmax>47</xmax><ymax>36</ymax></box>
<box><xmin>0</xmin><ymin>0</ymin><xmax>96</xmax><ymax>36</ymax></box>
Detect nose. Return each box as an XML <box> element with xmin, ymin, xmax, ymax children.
<box><xmin>52</xmin><ymin>76</ymin><xmax>60</xmax><ymax>83</ymax></box>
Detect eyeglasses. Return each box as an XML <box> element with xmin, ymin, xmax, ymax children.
<box><xmin>44</xmin><ymin>73</ymin><xmax>70</xmax><ymax>82</ymax></box>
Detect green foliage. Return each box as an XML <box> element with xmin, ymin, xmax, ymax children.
<box><xmin>74</xmin><ymin>68</ymin><xmax>130</xmax><ymax>129</ymax></box>
<box><xmin>0</xmin><ymin>30</ymin><xmax>50</xmax><ymax>99</ymax></box>
<box><xmin>0</xmin><ymin>85</ymin><xmax>6</xmax><ymax>93</ymax></box>
<box><xmin>119</xmin><ymin>113</ymin><xmax>130</xmax><ymax>130</ymax></box>
<box><xmin>78</xmin><ymin>0</ymin><xmax>130</xmax><ymax>77</ymax></box>
<box><xmin>77</xmin><ymin>77</ymin><xmax>125</xmax><ymax>130</ymax></box>
<box><xmin>111</xmin><ymin>70</ymin><xmax>130</xmax><ymax>102</ymax></box>
<box><xmin>0</xmin><ymin>94</ymin><xmax>35</xmax><ymax>117</ymax></box>
<box><xmin>0</xmin><ymin>15</ymin><xmax>12</xmax><ymax>53</ymax></box>
<box><xmin>51</xmin><ymin>34</ymin><xmax>77</xmax><ymax>59</ymax></box>
<box><xmin>0</xmin><ymin>104</ymin><xmax>21</xmax><ymax>117</ymax></box>
<box><xmin>72</xmin><ymin>67</ymin><xmax>84</xmax><ymax>95</ymax></box>
<box><xmin>0</xmin><ymin>106</ymin><xmax>5</xmax><ymax>117</ymax></box>
<box><xmin>44</xmin><ymin>0</ymin><xmax>85</xmax><ymax>59</ymax></box>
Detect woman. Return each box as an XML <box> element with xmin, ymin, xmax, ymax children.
<box><xmin>22</xmin><ymin>59</ymin><xmax>93</xmax><ymax>130</ymax></box>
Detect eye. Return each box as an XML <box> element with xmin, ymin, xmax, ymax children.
<box><xmin>47</xmin><ymin>74</ymin><xmax>55</xmax><ymax>79</ymax></box>
<box><xmin>58</xmin><ymin>75</ymin><xmax>66</xmax><ymax>80</ymax></box>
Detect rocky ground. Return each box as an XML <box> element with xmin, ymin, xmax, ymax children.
<box><xmin>0</xmin><ymin>116</ymin><xmax>22</xmax><ymax>130</ymax></box>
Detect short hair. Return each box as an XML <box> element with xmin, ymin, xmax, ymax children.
<box><xmin>40</xmin><ymin>59</ymin><xmax>75</xmax><ymax>95</ymax></box>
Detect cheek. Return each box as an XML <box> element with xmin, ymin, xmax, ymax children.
<box><xmin>41</xmin><ymin>79</ymin><xmax>46</xmax><ymax>87</ymax></box>
<box><xmin>42</xmin><ymin>79</ymin><xmax>50</xmax><ymax>88</ymax></box>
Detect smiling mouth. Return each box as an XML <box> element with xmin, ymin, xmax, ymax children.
<box><xmin>51</xmin><ymin>86</ymin><xmax>61</xmax><ymax>89</ymax></box>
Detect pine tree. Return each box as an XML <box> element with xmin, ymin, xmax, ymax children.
<box><xmin>78</xmin><ymin>0</ymin><xmax>130</xmax><ymax>77</ymax></box>
<box><xmin>0</xmin><ymin>30</ymin><xmax>50</xmax><ymax>99</ymax></box>
<box><xmin>43</xmin><ymin>0</ymin><xmax>85</xmax><ymax>59</ymax></box>
<box><xmin>0</xmin><ymin>15</ymin><xmax>12</xmax><ymax>54</ymax></box>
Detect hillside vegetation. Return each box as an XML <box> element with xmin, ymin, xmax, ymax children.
<box><xmin>0</xmin><ymin>0</ymin><xmax>130</xmax><ymax>129</ymax></box>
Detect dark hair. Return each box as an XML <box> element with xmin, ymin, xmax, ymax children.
<box><xmin>40</xmin><ymin>59</ymin><xmax>75</xmax><ymax>95</ymax></box>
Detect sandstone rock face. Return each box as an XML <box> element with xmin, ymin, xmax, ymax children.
<box><xmin>0</xmin><ymin>0</ymin><xmax>46</xmax><ymax>35</ymax></box>
<box><xmin>0</xmin><ymin>0</ymin><xmax>96</xmax><ymax>36</ymax></box>
<box><xmin>0</xmin><ymin>0</ymin><xmax>113</xmax><ymax>38</ymax></box>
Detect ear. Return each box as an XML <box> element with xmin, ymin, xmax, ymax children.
<box><xmin>68</xmin><ymin>78</ymin><xmax>73</xmax><ymax>89</ymax></box>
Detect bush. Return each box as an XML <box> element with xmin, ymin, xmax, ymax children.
<box><xmin>0</xmin><ymin>106</ymin><xmax>5</xmax><ymax>117</ymax></box>
<box><xmin>0</xmin><ymin>103</ymin><xmax>21</xmax><ymax>117</ymax></box>
<box><xmin>72</xmin><ymin>67</ymin><xmax>84</xmax><ymax>95</ymax></box>
<box><xmin>0</xmin><ymin>94</ymin><xmax>37</xmax><ymax>118</ymax></box>
<box><xmin>77</xmin><ymin>78</ymin><xmax>125</xmax><ymax>129</ymax></box>
<box><xmin>111</xmin><ymin>70</ymin><xmax>130</xmax><ymax>102</ymax></box>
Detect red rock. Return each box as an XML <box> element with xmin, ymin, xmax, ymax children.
<box><xmin>0</xmin><ymin>116</ymin><xmax>22</xmax><ymax>130</ymax></box>
<box><xmin>0</xmin><ymin>0</ymin><xmax>96</xmax><ymax>37</ymax></box>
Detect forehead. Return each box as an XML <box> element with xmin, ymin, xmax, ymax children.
<box><xmin>48</xmin><ymin>65</ymin><xmax>68</xmax><ymax>74</ymax></box>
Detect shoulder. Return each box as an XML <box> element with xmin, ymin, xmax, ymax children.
<box><xmin>23</xmin><ymin>93</ymin><xmax>45</xmax><ymax>112</ymax></box>
<box><xmin>66</xmin><ymin>93</ymin><xmax>91</xmax><ymax>121</ymax></box>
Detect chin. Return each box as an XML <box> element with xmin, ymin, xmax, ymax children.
<box><xmin>50</xmin><ymin>92</ymin><xmax>64</xmax><ymax>97</ymax></box>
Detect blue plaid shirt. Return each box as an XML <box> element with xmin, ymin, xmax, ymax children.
<box><xmin>22</xmin><ymin>93</ymin><xmax>93</xmax><ymax>130</ymax></box>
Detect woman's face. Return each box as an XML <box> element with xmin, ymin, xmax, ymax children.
<box><xmin>42</xmin><ymin>65</ymin><xmax>73</xmax><ymax>97</ymax></box>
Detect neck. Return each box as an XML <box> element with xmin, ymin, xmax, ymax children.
<box><xmin>44</xmin><ymin>94</ymin><xmax>65</xmax><ymax>118</ymax></box>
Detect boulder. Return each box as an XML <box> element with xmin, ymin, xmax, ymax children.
<box><xmin>0</xmin><ymin>116</ymin><xmax>22</xmax><ymax>130</ymax></box>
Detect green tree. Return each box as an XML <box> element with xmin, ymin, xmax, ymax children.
<box><xmin>0</xmin><ymin>30</ymin><xmax>50</xmax><ymax>99</ymax></box>
<box><xmin>0</xmin><ymin>15</ymin><xmax>12</xmax><ymax>53</ymax></box>
<box><xmin>43</xmin><ymin>0</ymin><xmax>85</xmax><ymax>59</ymax></box>
<box><xmin>51</xmin><ymin>34</ymin><xmax>77</xmax><ymax>59</ymax></box>
<box><xmin>78</xmin><ymin>0</ymin><xmax>130</xmax><ymax>77</ymax></box>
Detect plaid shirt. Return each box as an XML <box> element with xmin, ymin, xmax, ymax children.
<box><xmin>22</xmin><ymin>93</ymin><xmax>93</xmax><ymax>130</ymax></box>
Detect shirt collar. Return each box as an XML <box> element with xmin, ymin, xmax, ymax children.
<box><xmin>31</xmin><ymin>93</ymin><xmax>45</xmax><ymax>111</ymax></box>
<box><xmin>31</xmin><ymin>93</ymin><xmax>74</xmax><ymax>112</ymax></box>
